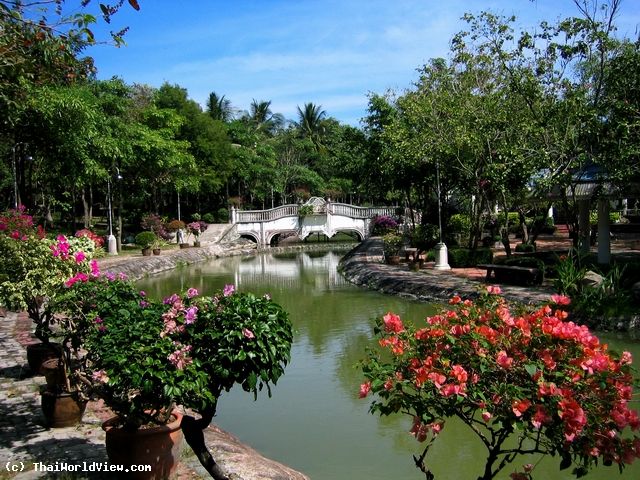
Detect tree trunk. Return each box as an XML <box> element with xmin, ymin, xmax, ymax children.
<box><xmin>181</xmin><ymin>407</ymin><xmax>230</xmax><ymax>480</ymax></box>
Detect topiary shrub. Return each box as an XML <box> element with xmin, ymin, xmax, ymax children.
<box><xmin>411</xmin><ymin>224</ymin><xmax>439</xmax><ymax>253</ymax></box>
<box><xmin>202</xmin><ymin>212</ymin><xmax>216</xmax><ymax>224</ymax></box>
<box><xmin>447</xmin><ymin>248</ymin><xmax>493</xmax><ymax>268</ymax></box>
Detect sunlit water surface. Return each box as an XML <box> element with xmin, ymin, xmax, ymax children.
<box><xmin>137</xmin><ymin>251</ymin><xmax>640</xmax><ymax>480</ymax></box>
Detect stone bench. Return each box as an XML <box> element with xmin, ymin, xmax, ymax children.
<box><xmin>477</xmin><ymin>264</ymin><xmax>543</xmax><ymax>286</ymax></box>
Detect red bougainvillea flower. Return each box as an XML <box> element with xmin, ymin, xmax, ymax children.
<box><xmin>383</xmin><ymin>312</ymin><xmax>404</xmax><ymax>333</ymax></box>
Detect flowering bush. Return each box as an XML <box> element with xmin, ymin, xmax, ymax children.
<box><xmin>187</xmin><ymin>220</ymin><xmax>207</xmax><ymax>237</ymax></box>
<box><xmin>360</xmin><ymin>287</ymin><xmax>640</xmax><ymax>479</ymax></box>
<box><xmin>0</xmin><ymin>208</ymin><xmax>98</xmax><ymax>342</ymax></box>
<box><xmin>74</xmin><ymin>228</ymin><xmax>105</xmax><ymax>250</ymax></box>
<box><xmin>140</xmin><ymin>213</ymin><xmax>171</xmax><ymax>240</ymax></box>
<box><xmin>372</xmin><ymin>215</ymin><xmax>399</xmax><ymax>235</ymax></box>
<box><xmin>58</xmin><ymin>276</ymin><xmax>293</xmax><ymax>431</ymax></box>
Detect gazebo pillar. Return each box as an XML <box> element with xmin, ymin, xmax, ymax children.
<box><xmin>597</xmin><ymin>198</ymin><xmax>611</xmax><ymax>265</ymax></box>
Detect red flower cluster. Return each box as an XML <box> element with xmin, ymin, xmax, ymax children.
<box><xmin>361</xmin><ymin>286</ymin><xmax>640</xmax><ymax>478</ymax></box>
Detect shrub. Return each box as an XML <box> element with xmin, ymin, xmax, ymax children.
<box><xmin>372</xmin><ymin>215</ymin><xmax>399</xmax><ymax>235</ymax></box>
<box><xmin>165</xmin><ymin>219</ymin><xmax>185</xmax><ymax>232</ymax></box>
<box><xmin>447</xmin><ymin>213</ymin><xmax>471</xmax><ymax>235</ymax></box>
<box><xmin>298</xmin><ymin>204</ymin><xmax>314</xmax><ymax>217</ymax></box>
<box><xmin>382</xmin><ymin>233</ymin><xmax>403</xmax><ymax>258</ymax></box>
<box><xmin>515</xmin><ymin>242</ymin><xmax>536</xmax><ymax>253</ymax></box>
<box><xmin>134</xmin><ymin>231</ymin><xmax>157</xmax><ymax>249</ymax></box>
<box><xmin>74</xmin><ymin>229</ymin><xmax>105</xmax><ymax>249</ymax></box>
<box><xmin>360</xmin><ymin>289</ymin><xmax>640</xmax><ymax>479</ymax></box>
<box><xmin>411</xmin><ymin>224</ymin><xmax>439</xmax><ymax>252</ymax></box>
<box><xmin>202</xmin><ymin>212</ymin><xmax>216</xmax><ymax>224</ymax></box>
<box><xmin>140</xmin><ymin>213</ymin><xmax>171</xmax><ymax>240</ymax></box>
<box><xmin>448</xmin><ymin>248</ymin><xmax>493</xmax><ymax>268</ymax></box>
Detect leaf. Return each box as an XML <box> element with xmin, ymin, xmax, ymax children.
<box><xmin>560</xmin><ymin>453</ymin><xmax>571</xmax><ymax>470</ymax></box>
<box><xmin>128</xmin><ymin>0</ymin><xmax>141</xmax><ymax>10</ymax></box>
<box><xmin>524</xmin><ymin>363</ymin><xmax>537</xmax><ymax>376</ymax></box>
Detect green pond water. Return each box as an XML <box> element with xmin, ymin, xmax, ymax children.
<box><xmin>137</xmin><ymin>250</ymin><xmax>640</xmax><ymax>480</ymax></box>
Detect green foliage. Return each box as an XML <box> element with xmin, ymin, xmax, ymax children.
<box><xmin>515</xmin><ymin>242</ymin><xmax>536</xmax><ymax>253</ymax></box>
<box><xmin>411</xmin><ymin>224</ymin><xmax>440</xmax><ymax>252</ymax></box>
<box><xmin>447</xmin><ymin>248</ymin><xmax>493</xmax><ymax>268</ymax></box>
<box><xmin>298</xmin><ymin>204</ymin><xmax>314</xmax><ymax>217</ymax></box>
<box><xmin>61</xmin><ymin>279</ymin><xmax>293</xmax><ymax>430</ymax></box>
<box><xmin>382</xmin><ymin>233</ymin><xmax>403</xmax><ymax>258</ymax></box>
<box><xmin>448</xmin><ymin>214</ymin><xmax>471</xmax><ymax>235</ymax></box>
<box><xmin>134</xmin><ymin>231</ymin><xmax>156</xmax><ymax>249</ymax></box>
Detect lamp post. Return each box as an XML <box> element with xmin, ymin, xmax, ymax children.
<box><xmin>106</xmin><ymin>167</ymin><xmax>122</xmax><ymax>255</ymax></box>
<box><xmin>434</xmin><ymin>160</ymin><xmax>451</xmax><ymax>270</ymax></box>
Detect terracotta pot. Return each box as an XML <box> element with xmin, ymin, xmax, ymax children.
<box><xmin>41</xmin><ymin>358</ymin><xmax>66</xmax><ymax>388</ymax></box>
<box><xmin>152</xmin><ymin>248</ymin><xmax>161</xmax><ymax>255</ymax></box>
<box><xmin>193</xmin><ymin>241</ymin><xmax>201</xmax><ymax>247</ymax></box>
<box><xmin>385</xmin><ymin>255</ymin><xmax>401</xmax><ymax>265</ymax></box>
<box><xmin>141</xmin><ymin>248</ymin><xmax>152</xmax><ymax>256</ymax></box>
<box><xmin>179</xmin><ymin>243</ymin><xmax>190</xmax><ymax>249</ymax></box>
<box><xmin>26</xmin><ymin>342</ymin><xmax>62</xmax><ymax>374</ymax></box>
<box><xmin>102</xmin><ymin>410</ymin><xmax>184</xmax><ymax>479</ymax></box>
<box><xmin>41</xmin><ymin>390</ymin><xmax>87</xmax><ymax>428</ymax></box>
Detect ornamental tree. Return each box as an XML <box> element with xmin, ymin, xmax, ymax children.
<box><xmin>360</xmin><ymin>287</ymin><xmax>640</xmax><ymax>480</ymax></box>
<box><xmin>0</xmin><ymin>207</ymin><xmax>98</xmax><ymax>342</ymax></box>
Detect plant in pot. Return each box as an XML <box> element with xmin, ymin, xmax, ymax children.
<box><xmin>165</xmin><ymin>219</ymin><xmax>186</xmax><ymax>246</ymax></box>
<box><xmin>0</xmin><ymin>207</ymin><xmax>99</xmax><ymax>374</ymax></box>
<box><xmin>187</xmin><ymin>221</ymin><xmax>206</xmax><ymax>247</ymax></box>
<box><xmin>151</xmin><ymin>238</ymin><xmax>164</xmax><ymax>255</ymax></box>
<box><xmin>63</xmin><ymin>275</ymin><xmax>293</xmax><ymax>480</ymax></box>
<box><xmin>135</xmin><ymin>231</ymin><xmax>157</xmax><ymax>256</ymax></box>
<box><xmin>382</xmin><ymin>233</ymin><xmax>403</xmax><ymax>265</ymax></box>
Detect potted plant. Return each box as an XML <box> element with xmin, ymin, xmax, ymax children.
<box><xmin>187</xmin><ymin>221</ymin><xmax>206</xmax><ymax>247</ymax></box>
<box><xmin>298</xmin><ymin>204</ymin><xmax>314</xmax><ymax>218</ymax></box>
<box><xmin>0</xmin><ymin>208</ymin><xmax>99</xmax><ymax>374</ymax></box>
<box><xmin>382</xmin><ymin>233</ymin><xmax>403</xmax><ymax>265</ymax></box>
<box><xmin>135</xmin><ymin>231</ymin><xmax>157</xmax><ymax>256</ymax></box>
<box><xmin>61</xmin><ymin>275</ymin><xmax>293</xmax><ymax>478</ymax></box>
<box><xmin>165</xmin><ymin>219</ymin><xmax>187</xmax><ymax>246</ymax></box>
<box><xmin>151</xmin><ymin>238</ymin><xmax>164</xmax><ymax>255</ymax></box>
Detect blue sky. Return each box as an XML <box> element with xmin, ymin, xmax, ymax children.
<box><xmin>87</xmin><ymin>0</ymin><xmax>640</xmax><ymax>126</ymax></box>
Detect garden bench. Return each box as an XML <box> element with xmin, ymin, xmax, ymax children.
<box><xmin>477</xmin><ymin>264</ymin><xmax>543</xmax><ymax>286</ymax></box>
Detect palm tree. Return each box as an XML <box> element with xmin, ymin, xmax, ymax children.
<box><xmin>206</xmin><ymin>92</ymin><xmax>233</xmax><ymax>122</ymax></box>
<box><xmin>245</xmin><ymin>99</ymin><xmax>284</xmax><ymax>135</ymax></box>
<box><xmin>296</xmin><ymin>102</ymin><xmax>326</xmax><ymax>149</ymax></box>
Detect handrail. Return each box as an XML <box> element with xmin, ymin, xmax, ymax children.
<box><xmin>233</xmin><ymin>203</ymin><xmax>397</xmax><ymax>223</ymax></box>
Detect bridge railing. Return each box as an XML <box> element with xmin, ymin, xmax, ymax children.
<box><xmin>233</xmin><ymin>204</ymin><xmax>299</xmax><ymax>223</ymax></box>
<box><xmin>327</xmin><ymin>203</ymin><xmax>396</xmax><ymax>219</ymax></box>
<box><xmin>232</xmin><ymin>203</ymin><xmax>398</xmax><ymax>223</ymax></box>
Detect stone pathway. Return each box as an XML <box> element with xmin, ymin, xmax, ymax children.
<box><xmin>0</xmin><ymin>311</ymin><xmax>110</xmax><ymax>480</ymax></box>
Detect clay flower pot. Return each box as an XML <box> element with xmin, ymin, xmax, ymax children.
<box><xmin>41</xmin><ymin>389</ymin><xmax>87</xmax><ymax>428</ymax></box>
<box><xmin>102</xmin><ymin>410</ymin><xmax>184</xmax><ymax>479</ymax></box>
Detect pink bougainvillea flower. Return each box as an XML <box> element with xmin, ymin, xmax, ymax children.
<box><xmin>91</xmin><ymin>369</ymin><xmax>109</xmax><ymax>384</ymax></box>
<box><xmin>382</xmin><ymin>312</ymin><xmax>404</xmax><ymax>333</ymax></box>
<box><xmin>496</xmin><ymin>350</ymin><xmax>514</xmax><ymax>369</ymax></box>
<box><xmin>512</xmin><ymin>399</ymin><xmax>531</xmax><ymax>417</ymax></box>
<box><xmin>449</xmin><ymin>295</ymin><xmax>462</xmax><ymax>304</ymax></box>
<box><xmin>486</xmin><ymin>285</ymin><xmax>502</xmax><ymax>295</ymax></box>
<box><xmin>223</xmin><ymin>284</ymin><xmax>235</xmax><ymax>297</ymax></box>
<box><xmin>482</xmin><ymin>411</ymin><xmax>492</xmax><ymax>423</ymax></box>
<box><xmin>186</xmin><ymin>287</ymin><xmax>199</xmax><ymax>298</ymax></box>
<box><xmin>184</xmin><ymin>306</ymin><xmax>198</xmax><ymax>324</ymax></box>
<box><xmin>167</xmin><ymin>344</ymin><xmax>193</xmax><ymax>370</ymax></box>
<box><xmin>550</xmin><ymin>294</ymin><xmax>571</xmax><ymax>305</ymax></box>
<box><xmin>242</xmin><ymin>327</ymin><xmax>255</xmax><ymax>339</ymax></box>
<box><xmin>90</xmin><ymin>259</ymin><xmax>100</xmax><ymax>277</ymax></box>
<box><xmin>359</xmin><ymin>381</ymin><xmax>371</xmax><ymax>398</ymax></box>
<box><xmin>74</xmin><ymin>251</ymin><xmax>86</xmax><ymax>264</ymax></box>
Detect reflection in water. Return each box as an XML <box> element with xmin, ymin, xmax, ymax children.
<box><xmin>137</xmin><ymin>251</ymin><xmax>640</xmax><ymax>480</ymax></box>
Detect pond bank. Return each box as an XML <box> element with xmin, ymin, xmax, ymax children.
<box><xmin>338</xmin><ymin>238</ymin><xmax>640</xmax><ymax>331</ymax></box>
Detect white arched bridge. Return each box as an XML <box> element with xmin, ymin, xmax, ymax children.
<box><xmin>230</xmin><ymin>197</ymin><xmax>396</xmax><ymax>247</ymax></box>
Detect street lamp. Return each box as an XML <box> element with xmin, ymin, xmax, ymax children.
<box><xmin>106</xmin><ymin>167</ymin><xmax>123</xmax><ymax>255</ymax></box>
<box><xmin>433</xmin><ymin>160</ymin><xmax>451</xmax><ymax>270</ymax></box>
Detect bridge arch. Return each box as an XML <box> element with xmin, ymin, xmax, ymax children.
<box><xmin>231</xmin><ymin>198</ymin><xmax>398</xmax><ymax>247</ymax></box>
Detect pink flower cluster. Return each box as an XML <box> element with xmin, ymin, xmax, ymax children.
<box><xmin>361</xmin><ymin>291</ymin><xmax>640</xmax><ymax>471</ymax></box>
<box><xmin>167</xmin><ymin>342</ymin><xmax>193</xmax><ymax>370</ymax></box>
